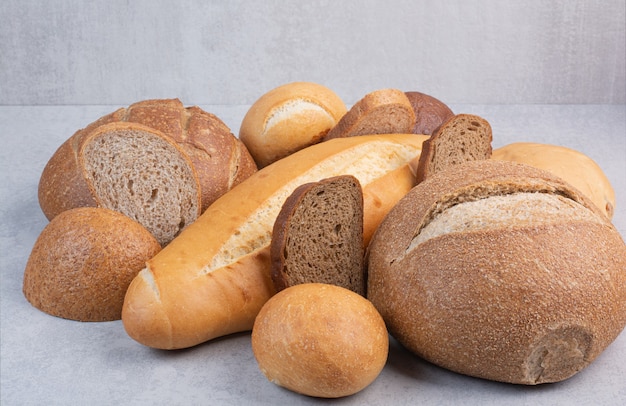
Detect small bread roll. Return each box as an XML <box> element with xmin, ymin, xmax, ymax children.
<box><xmin>23</xmin><ymin>207</ymin><xmax>161</xmax><ymax>321</ymax></box>
<box><xmin>239</xmin><ymin>82</ymin><xmax>347</xmax><ymax>167</ymax></box>
<box><xmin>251</xmin><ymin>283</ymin><xmax>388</xmax><ymax>398</ymax></box>
<box><xmin>493</xmin><ymin>142</ymin><xmax>615</xmax><ymax>219</ymax></box>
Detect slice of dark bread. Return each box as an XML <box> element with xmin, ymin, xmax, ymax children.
<box><xmin>414</xmin><ymin>114</ymin><xmax>492</xmax><ymax>183</ymax></box>
<box><xmin>270</xmin><ymin>175</ymin><xmax>365</xmax><ymax>296</ymax></box>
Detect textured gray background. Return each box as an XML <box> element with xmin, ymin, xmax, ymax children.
<box><xmin>1</xmin><ymin>0</ymin><xmax>625</xmax><ymax>106</ymax></box>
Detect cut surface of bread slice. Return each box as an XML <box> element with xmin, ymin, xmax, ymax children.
<box><xmin>270</xmin><ymin>175</ymin><xmax>365</xmax><ymax>295</ymax></box>
<box><xmin>80</xmin><ymin>122</ymin><xmax>201</xmax><ymax>246</ymax></box>
<box><xmin>414</xmin><ymin>114</ymin><xmax>492</xmax><ymax>183</ymax></box>
<box><xmin>323</xmin><ymin>89</ymin><xmax>416</xmax><ymax>141</ymax></box>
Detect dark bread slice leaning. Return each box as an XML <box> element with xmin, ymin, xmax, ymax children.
<box><xmin>414</xmin><ymin>113</ymin><xmax>492</xmax><ymax>183</ymax></box>
<box><xmin>270</xmin><ymin>175</ymin><xmax>365</xmax><ymax>296</ymax></box>
<box><xmin>367</xmin><ymin>159</ymin><xmax>626</xmax><ymax>384</ymax></box>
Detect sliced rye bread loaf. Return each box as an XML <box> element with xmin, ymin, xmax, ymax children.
<box><xmin>270</xmin><ymin>175</ymin><xmax>365</xmax><ymax>296</ymax></box>
<box><xmin>323</xmin><ymin>89</ymin><xmax>416</xmax><ymax>141</ymax></box>
<box><xmin>404</xmin><ymin>91</ymin><xmax>454</xmax><ymax>135</ymax></box>
<box><xmin>414</xmin><ymin>113</ymin><xmax>492</xmax><ymax>183</ymax></box>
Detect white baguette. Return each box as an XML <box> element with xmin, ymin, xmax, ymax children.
<box><xmin>122</xmin><ymin>133</ymin><xmax>427</xmax><ymax>349</ymax></box>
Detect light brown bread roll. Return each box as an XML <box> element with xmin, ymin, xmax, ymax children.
<box><xmin>122</xmin><ymin>134</ymin><xmax>427</xmax><ymax>349</ymax></box>
<box><xmin>367</xmin><ymin>159</ymin><xmax>626</xmax><ymax>384</ymax></box>
<box><xmin>39</xmin><ymin>99</ymin><xmax>257</xmax><ymax>245</ymax></box>
<box><xmin>251</xmin><ymin>283</ymin><xmax>388</xmax><ymax>398</ymax></box>
<box><xmin>23</xmin><ymin>207</ymin><xmax>161</xmax><ymax>322</ymax></box>
<box><xmin>493</xmin><ymin>142</ymin><xmax>615</xmax><ymax>219</ymax></box>
<box><xmin>239</xmin><ymin>82</ymin><xmax>347</xmax><ymax>167</ymax></box>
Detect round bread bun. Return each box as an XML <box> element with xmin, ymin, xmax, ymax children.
<box><xmin>239</xmin><ymin>82</ymin><xmax>347</xmax><ymax>168</ymax></box>
<box><xmin>493</xmin><ymin>142</ymin><xmax>615</xmax><ymax>219</ymax></box>
<box><xmin>251</xmin><ymin>283</ymin><xmax>388</xmax><ymax>398</ymax></box>
<box><xmin>367</xmin><ymin>160</ymin><xmax>626</xmax><ymax>384</ymax></box>
<box><xmin>23</xmin><ymin>207</ymin><xmax>161</xmax><ymax>322</ymax></box>
<box><xmin>404</xmin><ymin>91</ymin><xmax>454</xmax><ymax>135</ymax></box>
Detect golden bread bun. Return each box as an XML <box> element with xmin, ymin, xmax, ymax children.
<box><xmin>239</xmin><ymin>82</ymin><xmax>347</xmax><ymax>167</ymax></box>
<box><xmin>251</xmin><ymin>283</ymin><xmax>388</xmax><ymax>398</ymax></box>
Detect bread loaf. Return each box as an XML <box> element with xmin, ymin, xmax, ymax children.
<box><xmin>239</xmin><ymin>82</ymin><xmax>347</xmax><ymax>167</ymax></box>
<box><xmin>493</xmin><ymin>142</ymin><xmax>615</xmax><ymax>219</ymax></box>
<box><xmin>23</xmin><ymin>207</ymin><xmax>161</xmax><ymax>322</ymax></box>
<box><xmin>404</xmin><ymin>91</ymin><xmax>454</xmax><ymax>135</ymax></box>
<box><xmin>367</xmin><ymin>159</ymin><xmax>626</xmax><ymax>384</ymax></box>
<box><xmin>414</xmin><ymin>113</ymin><xmax>492</xmax><ymax>183</ymax></box>
<box><xmin>323</xmin><ymin>89</ymin><xmax>416</xmax><ymax>141</ymax></box>
<box><xmin>270</xmin><ymin>175</ymin><xmax>364</xmax><ymax>295</ymax></box>
<box><xmin>122</xmin><ymin>133</ymin><xmax>427</xmax><ymax>349</ymax></box>
<box><xmin>251</xmin><ymin>283</ymin><xmax>388</xmax><ymax>398</ymax></box>
<box><xmin>38</xmin><ymin>99</ymin><xmax>257</xmax><ymax>244</ymax></box>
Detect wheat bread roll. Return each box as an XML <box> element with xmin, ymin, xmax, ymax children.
<box><xmin>404</xmin><ymin>91</ymin><xmax>454</xmax><ymax>135</ymax></box>
<box><xmin>323</xmin><ymin>89</ymin><xmax>416</xmax><ymax>141</ymax></box>
<box><xmin>251</xmin><ymin>283</ymin><xmax>388</xmax><ymax>398</ymax></box>
<box><xmin>270</xmin><ymin>175</ymin><xmax>364</xmax><ymax>295</ymax></box>
<box><xmin>493</xmin><ymin>142</ymin><xmax>615</xmax><ymax>219</ymax></box>
<box><xmin>367</xmin><ymin>159</ymin><xmax>626</xmax><ymax>384</ymax></box>
<box><xmin>122</xmin><ymin>134</ymin><xmax>427</xmax><ymax>349</ymax></box>
<box><xmin>239</xmin><ymin>82</ymin><xmax>347</xmax><ymax>167</ymax></box>
<box><xmin>23</xmin><ymin>207</ymin><xmax>161</xmax><ymax>322</ymax></box>
<box><xmin>39</xmin><ymin>99</ymin><xmax>257</xmax><ymax>229</ymax></box>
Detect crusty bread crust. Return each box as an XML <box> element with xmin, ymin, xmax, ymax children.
<box><xmin>122</xmin><ymin>134</ymin><xmax>427</xmax><ymax>349</ymax></box>
<box><xmin>23</xmin><ymin>207</ymin><xmax>161</xmax><ymax>322</ymax></box>
<box><xmin>367</xmin><ymin>160</ymin><xmax>626</xmax><ymax>384</ymax></box>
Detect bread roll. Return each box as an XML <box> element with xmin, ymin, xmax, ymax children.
<box><xmin>404</xmin><ymin>91</ymin><xmax>454</xmax><ymax>135</ymax></box>
<box><xmin>122</xmin><ymin>134</ymin><xmax>427</xmax><ymax>349</ymax></box>
<box><xmin>239</xmin><ymin>82</ymin><xmax>347</xmax><ymax>167</ymax></box>
<box><xmin>367</xmin><ymin>160</ymin><xmax>626</xmax><ymax>384</ymax></box>
<box><xmin>23</xmin><ymin>207</ymin><xmax>161</xmax><ymax>322</ymax></box>
<box><xmin>39</xmin><ymin>99</ymin><xmax>257</xmax><ymax>238</ymax></box>
<box><xmin>251</xmin><ymin>283</ymin><xmax>388</xmax><ymax>398</ymax></box>
<box><xmin>493</xmin><ymin>142</ymin><xmax>615</xmax><ymax>219</ymax></box>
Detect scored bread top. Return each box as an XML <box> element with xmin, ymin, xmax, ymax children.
<box><xmin>369</xmin><ymin>159</ymin><xmax>609</xmax><ymax>267</ymax></box>
<box><xmin>270</xmin><ymin>175</ymin><xmax>365</xmax><ymax>295</ymax></box>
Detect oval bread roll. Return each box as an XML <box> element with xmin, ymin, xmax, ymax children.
<box><xmin>23</xmin><ymin>207</ymin><xmax>161</xmax><ymax>322</ymax></box>
<box><xmin>367</xmin><ymin>159</ymin><xmax>626</xmax><ymax>384</ymax></box>
<box><xmin>251</xmin><ymin>283</ymin><xmax>388</xmax><ymax>398</ymax></box>
<box><xmin>239</xmin><ymin>82</ymin><xmax>347</xmax><ymax>167</ymax></box>
<box><xmin>493</xmin><ymin>142</ymin><xmax>615</xmax><ymax>219</ymax></box>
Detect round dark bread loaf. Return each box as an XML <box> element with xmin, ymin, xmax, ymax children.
<box><xmin>404</xmin><ymin>91</ymin><xmax>454</xmax><ymax>135</ymax></box>
<box><xmin>366</xmin><ymin>159</ymin><xmax>626</xmax><ymax>384</ymax></box>
<box><xmin>23</xmin><ymin>207</ymin><xmax>161</xmax><ymax>322</ymax></box>
<box><xmin>38</xmin><ymin>99</ymin><xmax>257</xmax><ymax>245</ymax></box>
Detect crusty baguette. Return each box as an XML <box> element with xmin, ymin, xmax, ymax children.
<box><xmin>239</xmin><ymin>82</ymin><xmax>347</xmax><ymax>168</ymax></box>
<box><xmin>270</xmin><ymin>175</ymin><xmax>364</xmax><ymax>295</ymax></box>
<box><xmin>323</xmin><ymin>89</ymin><xmax>416</xmax><ymax>141</ymax></box>
<box><xmin>367</xmin><ymin>159</ymin><xmax>626</xmax><ymax>384</ymax></box>
<box><xmin>122</xmin><ymin>133</ymin><xmax>428</xmax><ymax>349</ymax></box>
<box><xmin>414</xmin><ymin>113</ymin><xmax>492</xmax><ymax>183</ymax></box>
<box><xmin>493</xmin><ymin>142</ymin><xmax>615</xmax><ymax>219</ymax></box>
